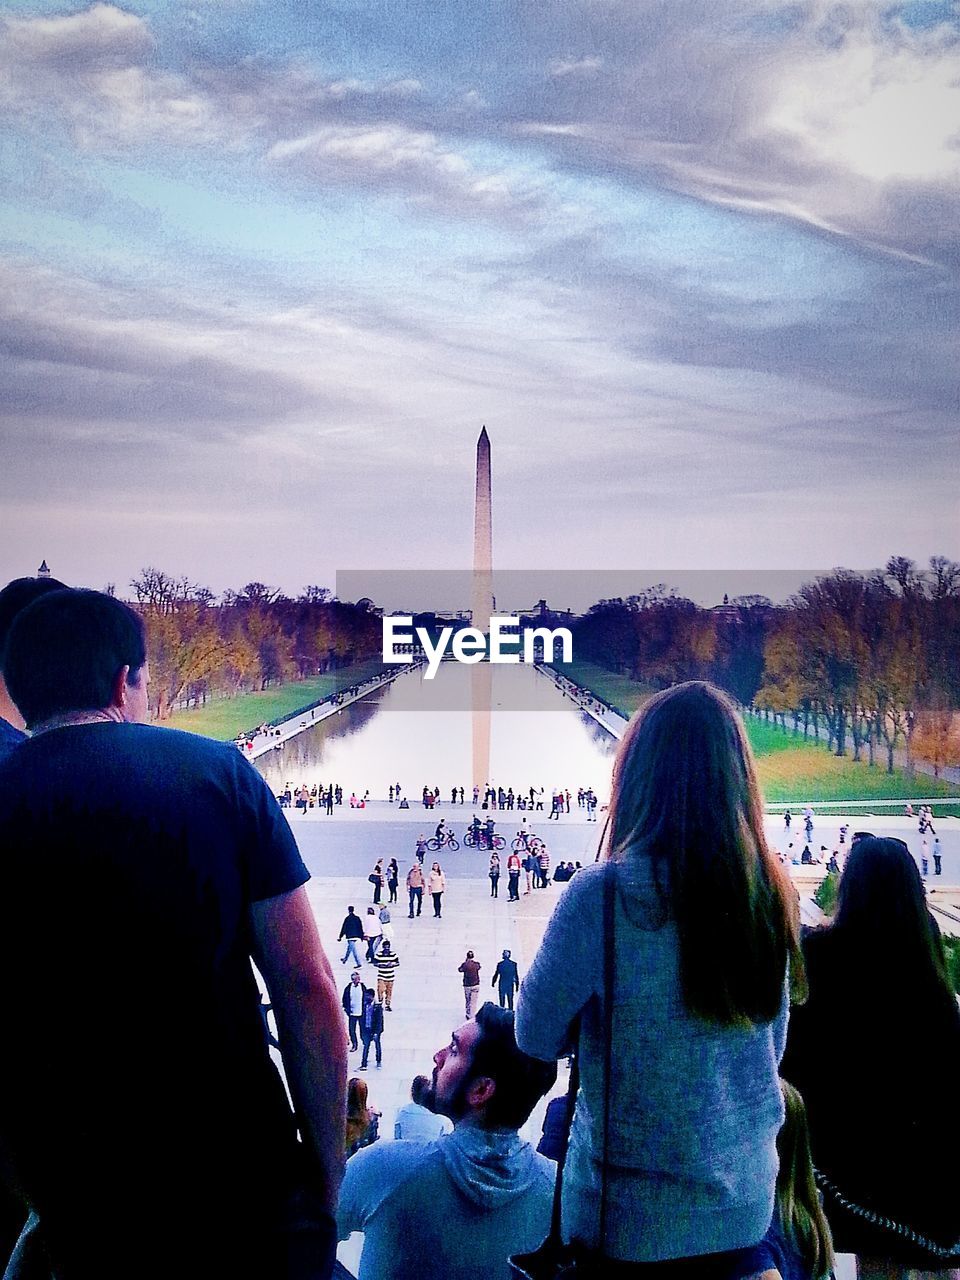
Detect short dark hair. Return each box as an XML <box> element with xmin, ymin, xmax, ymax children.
<box><xmin>0</xmin><ymin>576</ymin><xmax>68</xmax><ymax>671</ymax></box>
<box><xmin>469</xmin><ymin>1003</ymin><xmax>556</xmax><ymax>1130</ymax></box>
<box><xmin>5</xmin><ymin>589</ymin><xmax>147</xmax><ymax>729</ymax></box>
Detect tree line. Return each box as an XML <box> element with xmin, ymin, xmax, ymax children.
<box><xmin>568</xmin><ymin>556</ymin><xmax>960</xmax><ymax>775</ymax></box>
<box><xmin>129</xmin><ymin>569</ymin><xmax>382</xmax><ymax>720</ymax></box>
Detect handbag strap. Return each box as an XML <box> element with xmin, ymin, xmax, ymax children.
<box><xmin>815</xmin><ymin>1169</ymin><xmax>960</xmax><ymax>1261</ymax></box>
<box><xmin>541</xmin><ymin>863</ymin><xmax>616</xmax><ymax>1255</ymax></box>
<box><xmin>545</xmin><ymin>1038</ymin><xmax>579</xmax><ymax>1245</ymax></box>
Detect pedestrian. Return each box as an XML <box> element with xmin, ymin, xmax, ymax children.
<box><xmin>784</xmin><ymin>809</ymin><xmax>792</xmax><ymax>830</ymax></box>
<box><xmin>507</xmin><ymin>851</ymin><xmax>521</xmax><ymax>901</ymax></box>
<box><xmin>459</xmin><ymin>950</ymin><xmax>482</xmax><ymax>1019</ymax></box>
<box><xmin>781</xmin><ymin>837</ymin><xmax>960</xmax><ymax>1271</ymax></box>
<box><xmin>369</xmin><ymin>859</ymin><xmax>384</xmax><ymax>904</ymax></box>
<box><xmin>358</xmin><ymin>991</ymin><xmax>384</xmax><ymax>1071</ymax></box>
<box><xmin>386</xmin><ymin>858</ymin><xmax>399</xmax><ymax>904</ymax></box>
<box><xmin>537</xmin><ymin>845</ymin><xmax>550</xmax><ymax>887</ymax></box>
<box><xmin>517</xmin><ymin>681</ymin><xmax>801</xmax><ymax>1269</ymax></box>
<box><xmin>751</xmin><ymin>1081</ymin><xmax>834</xmax><ymax>1280</ymax></box>
<box><xmin>523</xmin><ymin>851</ymin><xmax>535</xmax><ymax>894</ymax></box>
<box><xmin>0</xmin><ymin>574</ymin><xmax>68</xmax><ymax>766</ymax></box>
<box><xmin>406</xmin><ymin>862</ymin><xmax>424</xmax><ymax>918</ymax></box>
<box><xmin>921</xmin><ymin>838</ymin><xmax>929</xmax><ymax>878</ymax></box>
<box><xmin>428</xmin><ymin>861</ymin><xmax>446</xmax><ymax>918</ymax></box>
<box><xmin>492</xmin><ymin>949</ymin><xmax>520</xmax><ymax>1011</ymax></box>
<box><xmin>346</xmin><ymin>1075</ymin><xmax>380</xmax><ymax>1151</ymax></box>
<box><xmin>933</xmin><ymin>836</ymin><xmax>942</xmax><ymax>876</ymax></box>
<box><xmin>342</xmin><ymin>970</ymin><xmax>370</xmax><ymax>1053</ymax></box>
<box><xmin>338</xmin><ymin>904</ymin><xmax>364</xmax><ymax>967</ymax></box>
<box><xmin>377</xmin><ymin>903</ymin><xmax>394</xmax><ymax>949</ymax></box>
<box><xmin>337</xmin><ymin>1005</ymin><xmax>556</xmax><ymax>1279</ymax></box>
<box><xmin>488</xmin><ymin>852</ymin><xmax>500</xmax><ymax>897</ymax></box>
<box><xmin>363</xmin><ymin>906</ymin><xmax>382</xmax><ymax>962</ymax></box>
<box><xmin>375</xmin><ymin>941</ymin><xmax>399</xmax><ymax>1011</ymax></box>
<box><xmin>415</xmin><ymin>833</ymin><xmax>427</xmax><ymax>864</ymax></box>
<box><xmin>0</xmin><ymin>589</ymin><xmax>345</xmax><ymax>1277</ymax></box>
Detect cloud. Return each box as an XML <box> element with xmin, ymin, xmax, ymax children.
<box><xmin>1</xmin><ymin>2</ymin><xmax>151</xmax><ymax>66</ymax></box>
<box><xmin>507</xmin><ymin>2</ymin><xmax>960</xmax><ymax>265</ymax></box>
<box><xmin>0</xmin><ymin>4</ymin><xmax>223</xmax><ymax>147</ymax></box>
<box><xmin>0</xmin><ymin>6</ymin><xmax>550</xmax><ymax>222</ymax></box>
<box><xmin>266</xmin><ymin>124</ymin><xmax>549</xmax><ymax>220</ymax></box>
<box><xmin>548</xmin><ymin>55</ymin><xmax>603</xmax><ymax>78</ymax></box>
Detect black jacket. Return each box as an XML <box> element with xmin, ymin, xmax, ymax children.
<box><xmin>492</xmin><ymin>959</ymin><xmax>519</xmax><ymax>991</ymax></box>
<box><xmin>360</xmin><ymin>1002</ymin><xmax>384</xmax><ymax>1037</ymax></box>
<box><xmin>338</xmin><ymin>913</ymin><xmax>364</xmax><ymax>941</ymax></box>
<box><xmin>342</xmin><ymin>982</ymin><xmax>371</xmax><ymax>1016</ymax></box>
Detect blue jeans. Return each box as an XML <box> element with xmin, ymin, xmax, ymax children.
<box><xmin>361</xmin><ymin>1032</ymin><xmax>381</xmax><ymax>1067</ymax></box>
<box><xmin>341</xmin><ymin>938</ymin><xmax>362</xmax><ymax>966</ymax></box>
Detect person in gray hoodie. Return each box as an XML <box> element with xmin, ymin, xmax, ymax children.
<box><xmin>336</xmin><ymin>1003</ymin><xmax>557</xmax><ymax>1280</ymax></box>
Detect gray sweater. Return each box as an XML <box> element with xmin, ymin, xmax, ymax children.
<box><xmin>515</xmin><ymin>859</ymin><xmax>787</xmax><ymax>1262</ymax></box>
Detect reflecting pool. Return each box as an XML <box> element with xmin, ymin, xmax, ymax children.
<box><xmin>254</xmin><ymin>661</ymin><xmax>617</xmax><ymax>799</ymax></box>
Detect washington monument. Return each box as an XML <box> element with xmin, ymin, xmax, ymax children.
<box><xmin>471</xmin><ymin>426</ymin><xmax>493</xmax><ymax>788</ymax></box>
<box><xmin>471</xmin><ymin>425</ymin><xmax>493</xmax><ymax>630</ymax></box>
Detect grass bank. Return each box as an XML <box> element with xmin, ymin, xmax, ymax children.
<box><xmin>551</xmin><ymin>660</ymin><xmax>960</xmax><ymax>814</ymax></box>
<box><xmin>164</xmin><ymin>657</ymin><xmax>390</xmax><ymax>741</ymax></box>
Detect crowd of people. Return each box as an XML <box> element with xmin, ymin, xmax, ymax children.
<box><xmin>272</xmin><ymin>779</ymin><xmax>604</xmax><ymax>817</ymax></box>
<box><xmin>0</xmin><ymin>579</ymin><xmax>957</xmax><ymax>1280</ymax></box>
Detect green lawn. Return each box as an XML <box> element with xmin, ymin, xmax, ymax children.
<box><xmin>164</xmin><ymin>657</ymin><xmax>391</xmax><ymax>741</ymax></box>
<box><xmin>550</xmin><ymin>660</ymin><xmax>960</xmax><ymax>813</ymax></box>
<box><xmin>551</xmin><ymin>660</ymin><xmax>656</xmax><ymax>717</ymax></box>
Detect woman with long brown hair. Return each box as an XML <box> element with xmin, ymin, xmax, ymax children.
<box><xmin>516</xmin><ymin>681</ymin><xmax>802</xmax><ymax>1274</ymax></box>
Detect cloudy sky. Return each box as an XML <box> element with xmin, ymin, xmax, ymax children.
<box><xmin>1</xmin><ymin>0</ymin><xmax>958</xmax><ymax>599</ymax></box>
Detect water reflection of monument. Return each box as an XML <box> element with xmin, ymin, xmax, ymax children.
<box><xmin>471</xmin><ymin>426</ymin><xmax>493</xmax><ymax>791</ymax></box>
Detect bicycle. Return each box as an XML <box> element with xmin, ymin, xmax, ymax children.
<box><xmin>464</xmin><ymin>830</ymin><xmax>505</xmax><ymax>851</ymax></box>
<box><xmin>511</xmin><ymin>834</ymin><xmax>544</xmax><ymax>854</ymax></box>
<box><xmin>426</xmin><ymin>831</ymin><xmax>460</xmax><ymax>852</ymax></box>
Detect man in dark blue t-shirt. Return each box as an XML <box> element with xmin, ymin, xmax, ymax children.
<box><xmin>0</xmin><ymin>589</ymin><xmax>346</xmax><ymax>1280</ymax></box>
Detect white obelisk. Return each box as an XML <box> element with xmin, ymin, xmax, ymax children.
<box><xmin>471</xmin><ymin>427</ymin><xmax>493</xmax><ymax>790</ymax></box>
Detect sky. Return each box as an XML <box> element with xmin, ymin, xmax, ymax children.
<box><xmin>0</xmin><ymin>0</ymin><xmax>958</xmax><ymax>601</ymax></box>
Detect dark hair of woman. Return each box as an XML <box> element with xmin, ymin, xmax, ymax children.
<box><xmin>832</xmin><ymin>836</ymin><xmax>953</xmax><ymax>1005</ymax></box>
<box><xmin>776</xmin><ymin>1081</ymin><xmax>835</xmax><ymax>1280</ymax></box>
<box><xmin>603</xmin><ymin>680</ymin><xmax>803</xmax><ymax>1025</ymax></box>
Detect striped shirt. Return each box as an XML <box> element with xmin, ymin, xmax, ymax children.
<box><xmin>376</xmin><ymin>952</ymin><xmax>400</xmax><ymax>981</ymax></box>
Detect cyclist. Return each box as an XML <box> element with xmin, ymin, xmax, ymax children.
<box><xmin>483</xmin><ymin>816</ymin><xmax>496</xmax><ymax>850</ymax></box>
<box><xmin>469</xmin><ymin>815</ymin><xmax>482</xmax><ymax>845</ymax></box>
<box><xmin>435</xmin><ymin>818</ymin><xmax>447</xmax><ymax>846</ymax></box>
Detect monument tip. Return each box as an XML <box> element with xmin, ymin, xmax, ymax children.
<box><xmin>478</xmin><ymin>424</ymin><xmax>489</xmax><ymax>444</ymax></box>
